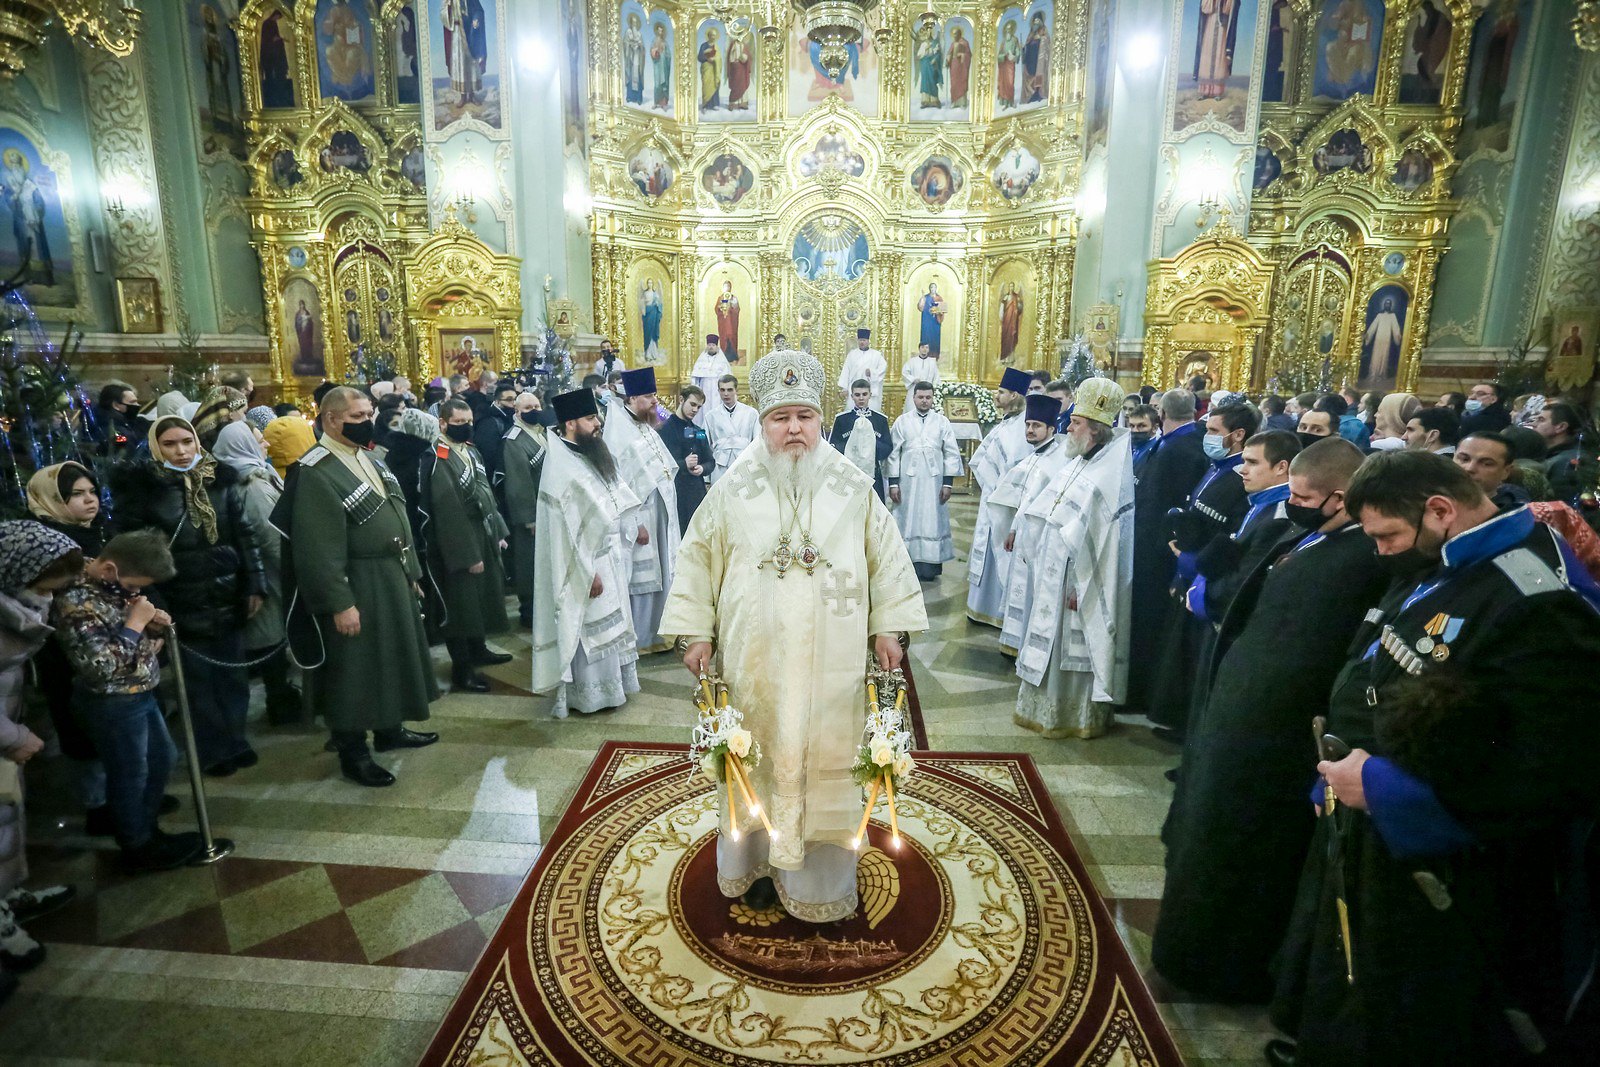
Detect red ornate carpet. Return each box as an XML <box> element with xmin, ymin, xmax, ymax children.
<box><xmin>419</xmin><ymin>738</ymin><xmax>1182</xmax><ymax>1067</ymax></box>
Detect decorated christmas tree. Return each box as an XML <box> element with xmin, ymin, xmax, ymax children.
<box><xmin>1059</xmin><ymin>334</ymin><xmax>1100</xmax><ymax>387</ymax></box>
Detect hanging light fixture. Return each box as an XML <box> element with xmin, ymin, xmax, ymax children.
<box><xmin>1576</xmin><ymin>1</ymin><xmax>1600</xmax><ymax>51</ymax></box>
<box><xmin>0</xmin><ymin>0</ymin><xmax>142</xmax><ymax>81</ymax></box>
<box><xmin>792</xmin><ymin>1</ymin><xmax>880</xmax><ymax>79</ymax></box>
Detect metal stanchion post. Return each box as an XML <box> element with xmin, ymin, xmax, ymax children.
<box><xmin>168</xmin><ymin>625</ymin><xmax>235</xmax><ymax>865</ymax></box>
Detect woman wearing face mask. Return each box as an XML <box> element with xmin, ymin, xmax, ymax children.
<box><xmin>0</xmin><ymin>521</ymin><xmax>87</xmax><ymax>982</ymax></box>
<box><xmin>109</xmin><ymin>416</ymin><xmax>266</xmax><ymax>776</ymax></box>
<box><xmin>212</xmin><ymin>421</ymin><xmax>301</xmax><ymax>725</ymax></box>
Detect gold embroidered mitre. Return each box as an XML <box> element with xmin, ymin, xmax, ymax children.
<box><xmin>749</xmin><ymin>349</ymin><xmax>826</xmax><ymax>418</ymax></box>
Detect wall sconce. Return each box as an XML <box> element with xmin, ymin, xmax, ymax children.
<box><xmin>101</xmin><ymin>175</ymin><xmax>147</xmax><ymax>223</ymax></box>
<box><xmin>446</xmin><ymin>155</ymin><xmax>491</xmax><ymax>224</ymax></box>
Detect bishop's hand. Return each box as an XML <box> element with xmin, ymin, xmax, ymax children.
<box><xmin>872</xmin><ymin>633</ymin><xmax>903</xmax><ymax>672</ymax></box>
<box><xmin>683</xmin><ymin>641</ymin><xmax>713</xmax><ymax>676</ymax></box>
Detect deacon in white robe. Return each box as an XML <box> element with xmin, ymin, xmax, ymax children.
<box><xmin>661</xmin><ymin>348</ymin><xmax>927</xmax><ymax>923</ymax></box>
<box><xmin>966</xmin><ymin>367</ymin><xmax>1034</xmax><ymax>627</ymax></box>
<box><xmin>604</xmin><ymin>368</ymin><xmax>681</xmax><ymax>654</ymax></box>
<box><xmin>689</xmin><ymin>334</ymin><xmax>732</xmax><ymax>420</ymax></box>
<box><xmin>1014</xmin><ymin>378</ymin><xmax>1136</xmax><ymax>739</ymax></box>
<box><xmin>885</xmin><ymin>383</ymin><xmax>963</xmax><ymax>581</ymax></box>
<box><xmin>701</xmin><ymin>374</ymin><xmax>759</xmax><ymax>484</ymax></box>
<box><xmin>531</xmin><ymin>388</ymin><xmax>643</xmax><ymax>717</ymax></box>
<box><xmin>837</xmin><ymin>330</ymin><xmax>887</xmax><ymax>411</ymax></box>
<box><xmin>901</xmin><ymin>346</ymin><xmax>942</xmax><ymax>399</ymax></box>
<box><xmin>986</xmin><ymin>394</ymin><xmax>1071</xmax><ymax>653</ymax></box>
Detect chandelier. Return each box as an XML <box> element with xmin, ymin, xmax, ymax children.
<box><xmin>0</xmin><ymin>0</ymin><xmax>142</xmax><ymax>81</ymax></box>
<box><xmin>792</xmin><ymin>1</ymin><xmax>881</xmax><ymax>79</ymax></box>
<box><xmin>1576</xmin><ymin>0</ymin><xmax>1600</xmax><ymax>51</ymax></box>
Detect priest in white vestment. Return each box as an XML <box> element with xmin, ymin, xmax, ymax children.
<box><xmin>689</xmin><ymin>334</ymin><xmax>732</xmax><ymax>419</ymax></box>
<box><xmin>531</xmin><ymin>388</ymin><xmax>643</xmax><ymax>716</ymax></box>
<box><xmin>660</xmin><ymin>348</ymin><xmax>927</xmax><ymax>923</ymax></box>
<box><xmin>901</xmin><ymin>344</ymin><xmax>942</xmax><ymax>400</ymax></box>
<box><xmin>966</xmin><ymin>367</ymin><xmax>1033</xmax><ymax>627</ymax></box>
<box><xmin>1014</xmin><ymin>378</ymin><xmax>1136</xmax><ymax>739</ymax></box>
<box><xmin>702</xmin><ymin>374</ymin><xmax>759</xmax><ymax>484</ymax></box>
<box><xmin>604</xmin><ymin>367</ymin><xmax>680</xmax><ymax>654</ymax></box>
<box><xmin>987</xmin><ymin>393</ymin><xmax>1071</xmax><ymax>653</ymax></box>
<box><xmin>837</xmin><ymin>328</ymin><xmax>887</xmax><ymax>411</ymax></box>
<box><xmin>886</xmin><ymin>380</ymin><xmax>963</xmax><ymax>581</ymax></box>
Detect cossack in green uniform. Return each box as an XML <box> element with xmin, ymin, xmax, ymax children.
<box><xmin>498</xmin><ymin>421</ymin><xmax>545</xmax><ymax>625</ymax></box>
<box><xmin>420</xmin><ymin>437</ymin><xmax>511</xmax><ymax>688</ymax></box>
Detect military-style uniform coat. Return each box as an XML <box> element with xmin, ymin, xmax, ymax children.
<box><xmin>1270</xmin><ymin>508</ymin><xmax>1600</xmax><ymax>1064</ymax></box>
<box><xmin>657</xmin><ymin>413</ymin><xmax>715</xmax><ymax>533</ymax></box>
<box><xmin>421</xmin><ymin>440</ymin><xmax>511</xmax><ymax>641</ymax></box>
<box><xmin>498</xmin><ymin>422</ymin><xmax>545</xmax><ymax>598</ymax></box>
<box><xmin>279</xmin><ymin>444</ymin><xmax>438</xmax><ymax>731</ymax></box>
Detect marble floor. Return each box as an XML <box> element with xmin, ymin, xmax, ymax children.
<box><xmin>0</xmin><ymin>496</ymin><xmax>1276</xmax><ymax>1065</ymax></box>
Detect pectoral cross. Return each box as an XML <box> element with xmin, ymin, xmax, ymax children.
<box><xmin>822</xmin><ymin>570</ymin><xmax>864</xmax><ymax>618</ymax></box>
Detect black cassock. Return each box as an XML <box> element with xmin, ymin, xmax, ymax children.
<box><xmin>1270</xmin><ymin>513</ymin><xmax>1600</xmax><ymax>1064</ymax></box>
<box><xmin>1128</xmin><ymin>423</ymin><xmax>1208</xmax><ymax>713</ymax></box>
<box><xmin>657</xmin><ymin>413</ymin><xmax>716</xmax><ymax>533</ymax></box>
<box><xmin>1147</xmin><ymin>454</ymin><xmax>1250</xmax><ymax>731</ymax></box>
<box><xmin>1153</xmin><ymin>522</ymin><xmax>1386</xmax><ymax>1002</ymax></box>
<box><xmin>828</xmin><ymin>408</ymin><xmax>893</xmax><ymax>501</ymax></box>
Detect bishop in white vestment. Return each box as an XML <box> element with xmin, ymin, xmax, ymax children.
<box><xmin>531</xmin><ymin>388</ymin><xmax>643</xmax><ymax>716</ymax></box>
<box><xmin>660</xmin><ymin>349</ymin><xmax>927</xmax><ymax>923</ymax></box>
<box><xmin>885</xmin><ymin>382</ymin><xmax>963</xmax><ymax>580</ymax></box>
<box><xmin>987</xmin><ymin>393</ymin><xmax>1071</xmax><ymax>653</ymax></box>
<box><xmin>689</xmin><ymin>334</ymin><xmax>732</xmax><ymax>418</ymax></box>
<box><xmin>837</xmin><ymin>328</ymin><xmax>887</xmax><ymax>411</ymax></box>
<box><xmin>1014</xmin><ymin>378</ymin><xmax>1136</xmax><ymax>739</ymax></box>
<box><xmin>966</xmin><ymin>367</ymin><xmax>1033</xmax><ymax>627</ymax></box>
<box><xmin>605</xmin><ymin>367</ymin><xmax>681</xmax><ymax>654</ymax></box>
<box><xmin>701</xmin><ymin>375</ymin><xmax>759</xmax><ymax>484</ymax></box>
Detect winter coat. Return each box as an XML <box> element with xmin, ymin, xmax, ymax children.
<box><xmin>0</xmin><ymin>589</ymin><xmax>54</xmax><ymax>893</ymax></box>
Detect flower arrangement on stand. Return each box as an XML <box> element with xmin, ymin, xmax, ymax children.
<box><xmin>850</xmin><ymin>666</ymin><xmax>916</xmax><ymax>851</ymax></box>
<box><xmin>689</xmin><ymin>672</ymin><xmax>775</xmax><ymax>842</ymax></box>
<box><xmin>931</xmin><ymin>380</ymin><xmax>1001</xmax><ymax>424</ymax></box>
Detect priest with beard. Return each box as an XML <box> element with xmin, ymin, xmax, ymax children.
<box><xmin>660</xmin><ymin>348</ymin><xmax>926</xmax><ymax>922</ymax></box>
<box><xmin>604</xmin><ymin>367</ymin><xmax>681</xmax><ymax>654</ymax></box>
<box><xmin>1154</xmin><ymin>438</ymin><xmax>1387</xmax><ymax>1004</ymax></box>
<box><xmin>829</xmin><ymin>378</ymin><xmax>892</xmax><ymax>500</ymax></box>
<box><xmin>1012</xmin><ymin>378</ymin><xmax>1135</xmax><ymax>739</ymax></box>
<box><xmin>885</xmin><ymin>380</ymin><xmax>963</xmax><ymax>581</ymax></box>
<box><xmin>531</xmin><ymin>388</ymin><xmax>643</xmax><ymax>716</ymax></box>
<box><xmin>966</xmin><ymin>367</ymin><xmax>1033</xmax><ymax>627</ymax></box>
<box><xmin>987</xmin><ymin>392</ymin><xmax>1070</xmax><ymax>655</ymax></box>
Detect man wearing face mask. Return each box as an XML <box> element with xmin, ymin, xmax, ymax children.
<box><xmin>1295</xmin><ymin>409</ymin><xmax>1336</xmax><ymax>451</ymax></box>
<box><xmin>1457</xmin><ymin>380</ymin><xmax>1510</xmax><ymax>435</ymax></box>
<box><xmin>474</xmin><ymin>380</ymin><xmax>519</xmax><ymax>480</ymax></box>
<box><xmin>1148</xmin><ymin>402</ymin><xmax>1258</xmax><ymax>740</ymax></box>
<box><xmin>1269</xmin><ymin>450</ymin><xmax>1600</xmax><ymax>1066</ymax></box>
<box><xmin>499</xmin><ymin>392</ymin><xmax>547</xmax><ymax>628</ymax></box>
<box><xmin>1126</xmin><ymin>404</ymin><xmax>1160</xmax><ymax>472</ymax></box>
<box><xmin>275</xmin><ymin>387</ymin><xmax>439</xmax><ymax>788</ymax></box>
<box><xmin>1155</xmin><ymin>438</ymin><xmax>1386</xmax><ymax>1005</ymax></box>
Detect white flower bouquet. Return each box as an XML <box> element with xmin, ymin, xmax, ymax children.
<box><xmin>688</xmin><ymin>672</ymin><xmax>774</xmax><ymax>841</ymax></box>
<box><xmin>850</xmin><ymin>667</ymin><xmax>916</xmax><ymax>850</ymax></box>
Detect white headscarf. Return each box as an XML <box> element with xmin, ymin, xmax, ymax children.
<box><xmin>212</xmin><ymin>420</ymin><xmax>280</xmax><ymax>487</ymax></box>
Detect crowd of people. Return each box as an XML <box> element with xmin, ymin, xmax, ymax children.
<box><xmin>3</xmin><ymin>350</ymin><xmax>1599</xmax><ymax>1064</ymax></box>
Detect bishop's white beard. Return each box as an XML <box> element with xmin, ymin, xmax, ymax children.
<box><xmin>758</xmin><ymin>433</ymin><xmax>826</xmax><ymax>494</ymax></box>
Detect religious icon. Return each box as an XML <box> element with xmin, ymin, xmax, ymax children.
<box><xmin>315</xmin><ymin>0</ymin><xmax>377</xmax><ymax>103</ymax></box>
<box><xmin>1311</xmin><ymin>128</ymin><xmax>1372</xmax><ymax>176</ymax></box>
<box><xmin>622</xmin><ymin>10</ymin><xmax>645</xmax><ymax>105</ymax></box>
<box><xmin>909</xmin><ymin>16</ymin><xmax>974</xmax><ymax>121</ymax></box>
<box><xmin>1359</xmin><ymin>285</ymin><xmax>1408</xmax><ymax>388</ymax></box>
<box><xmin>621</xmin><ymin>4</ymin><xmax>673</xmax><ymax>116</ymax></box>
<box><xmin>435</xmin><ymin>0</ymin><xmax>497</xmax><ymax>128</ymax></box>
<box><xmin>1382</xmin><ymin>251</ymin><xmax>1406</xmax><ymax>276</ymax></box>
<box><xmin>442</xmin><ymin>328</ymin><xmax>496</xmax><ymax>381</ymax></box>
<box><xmin>1261</xmin><ymin>0</ymin><xmax>1294</xmax><ymax>102</ymax></box>
<box><xmin>283</xmin><ymin>278</ymin><xmax>325</xmax><ymax>377</ymax></box>
<box><xmin>1391</xmin><ymin>149</ymin><xmax>1434</xmax><ymax>193</ymax></box>
<box><xmin>999</xmin><ymin>282</ymin><xmax>1024</xmax><ymax>363</ymax></box>
<box><xmin>1083</xmin><ymin>0</ymin><xmax>1115</xmax><ymax>150</ymax></box>
<box><xmin>917</xmin><ymin>283</ymin><xmax>946</xmax><ymax>353</ymax></box>
<box><xmin>627</xmin><ymin>145</ymin><xmax>673</xmax><ymax>197</ymax></box>
<box><xmin>701</xmin><ymin>152</ymin><xmax>754</xmax><ymax>205</ymax></box>
<box><xmin>1461</xmin><ymin>0</ymin><xmax>1530</xmax><ymax>157</ymax></box>
<box><xmin>1549</xmin><ymin>307</ymin><xmax>1600</xmax><ymax>391</ymax></box>
<box><xmin>286</xmin><ymin>246</ymin><xmax>308</xmax><ymax>269</ymax></box>
<box><xmin>797</xmin><ymin>133</ymin><xmax>865</xmax><ymax>178</ymax></box>
<box><xmin>792</xmin><ymin>215</ymin><xmax>869</xmax><ymax>283</ymax></box>
<box><xmin>1022</xmin><ymin>6</ymin><xmax>1051</xmax><ymax>106</ymax></box>
<box><xmin>995</xmin><ymin>15</ymin><xmax>1022</xmax><ymax>112</ymax></box>
<box><xmin>0</xmin><ymin>134</ymin><xmax>75</xmax><ymax>305</ymax></box>
<box><xmin>346</xmin><ymin>308</ymin><xmax>362</xmax><ymax>344</ymax></box>
<box><xmin>378</xmin><ymin>306</ymin><xmax>394</xmax><ymax>342</ymax></box>
<box><xmin>1399</xmin><ymin>0</ymin><xmax>1452</xmax><ymax>105</ymax></box>
<box><xmin>639</xmin><ymin>277</ymin><xmax>665</xmax><ymax>363</ymax></box>
<box><xmin>270</xmin><ymin>149</ymin><xmax>304</xmax><ymax>190</ymax></box>
<box><xmin>991</xmin><ymin>145</ymin><xmax>1042</xmax><ymax>200</ymax></box>
<box><xmin>319</xmin><ymin>130</ymin><xmax>371</xmax><ymax>173</ymax></box>
<box><xmin>909</xmin><ymin>155</ymin><xmax>963</xmax><ymax>207</ymax></box>
<box><xmin>394</xmin><ymin>4</ymin><xmax>420</xmax><ymax>105</ymax></box>
<box><xmin>697</xmin><ymin>18</ymin><xmax>755</xmax><ymax>120</ymax></box>
<box><xmin>1312</xmin><ymin>0</ymin><xmax>1384</xmax><ymax>101</ymax></box>
<box><xmin>715</xmin><ymin>280</ymin><xmax>740</xmax><ymax>360</ymax></box>
<box><xmin>115</xmin><ymin>277</ymin><xmax>161</xmax><ymax>334</ymax></box>
<box><xmin>1253</xmin><ymin>145</ymin><xmax>1282</xmax><ymax>191</ymax></box>
<box><xmin>191</xmin><ymin>3</ymin><xmax>243</xmax><ymax>157</ymax></box>
<box><xmin>400</xmin><ymin>146</ymin><xmax>426</xmax><ymax>189</ymax></box>
<box><xmin>258</xmin><ymin>10</ymin><xmax>295</xmax><ymax>108</ymax></box>
<box><xmin>995</xmin><ymin>3</ymin><xmax>1052</xmax><ymax>113</ymax></box>
<box><xmin>1173</xmin><ymin>0</ymin><xmax>1258</xmax><ymax>134</ymax></box>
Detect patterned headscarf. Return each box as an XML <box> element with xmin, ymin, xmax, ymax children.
<box><xmin>148</xmin><ymin>415</ymin><xmax>220</xmax><ymax>544</ymax></box>
<box><xmin>0</xmin><ymin>519</ymin><xmax>81</xmax><ymax>596</ymax></box>
<box><xmin>245</xmin><ymin>405</ymin><xmax>276</xmax><ymax>432</ymax></box>
<box><xmin>194</xmin><ymin>386</ymin><xmax>248</xmax><ymax>450</ymax></box>
<box><xmin>26</xmin><ymin>461</ymin><xmax>96</xmax><ymax>528</ymax></box>
<box><xmin>394</xmin><ymin>407</ymin><xmax>440</xmax><ymax>442</ymax></box>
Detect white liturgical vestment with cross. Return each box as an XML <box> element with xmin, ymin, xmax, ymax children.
<box><xmin>659</xmin><ymin>443</ymin><xmax>926</xmax><ymax>922</ymax></box>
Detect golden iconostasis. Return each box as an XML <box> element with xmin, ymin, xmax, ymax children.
<box><xmin>587</xmin><ymin>0</ymin><xmax>1080</xmax><ymax>416</ymax></box>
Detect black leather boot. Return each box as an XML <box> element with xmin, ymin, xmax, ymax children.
<box><xmin>333</xmin><ymin>733</ymin><xmax>395</xmax><ymax>787</ymax></box>
<box><xmin>449</xmin><ymin>639</ymin><xmax>491</xmax><ymax>692</ymax></box>
<box><xmin>374</xmin><ymin>727</ymin><xmax>440</xmax><ymax>751</ymax></box>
